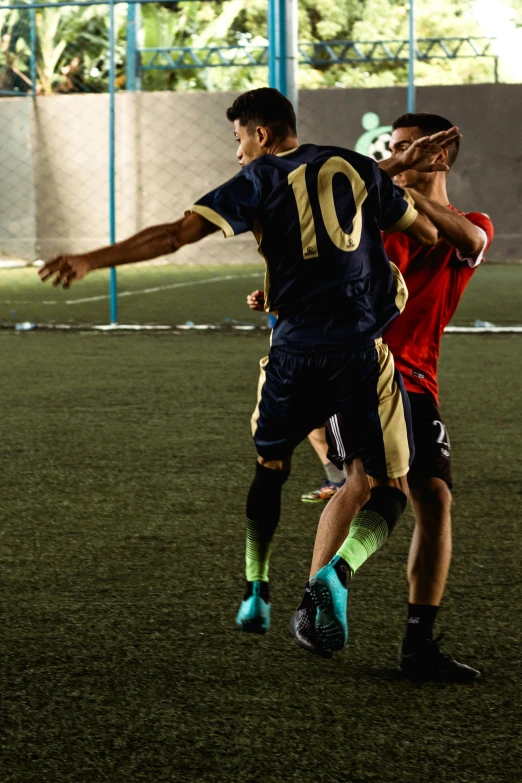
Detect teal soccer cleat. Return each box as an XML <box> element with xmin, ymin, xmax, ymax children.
<box><xmin>236</xmin><ymin>581</ymin><xmax>271</xmax><ymax>634</ymax></box>
<box><xmin>309</xmin><ymin>555</ymin><xmax>350</xmax><ymax>652</ymax></box>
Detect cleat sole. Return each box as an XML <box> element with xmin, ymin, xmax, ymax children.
<box><xmin>309</xmin><ymin>578</ymin><xmax>347</xmax><ymax>653</ymax></box>
<box><xmin>287</xmin><ymin>614</ymin><xmax>334</xmax><ymax>659</ymax></box>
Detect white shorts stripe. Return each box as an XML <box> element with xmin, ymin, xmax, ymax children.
<box><xmin>329</xmin><ymin>414</ymin><xmax>346</xmax><ymax>462</ymax></box>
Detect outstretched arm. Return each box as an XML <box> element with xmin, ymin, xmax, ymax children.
<box><xmin>379</xmin><ymin>127</ymin><xmax>462</xmax><ymax>178</ymax></box>
<box><xmin>406</xmin><ymin>190</ymin><xmax>485</xmax><ymax>255</ymax></box>
<box><xmin>39</xmin><ymin>212</ymin><xmax>218</xmax><ymax>288</ymax></box>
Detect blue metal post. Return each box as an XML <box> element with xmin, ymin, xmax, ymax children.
<box><xmin>407</xmin><ymin>0</ymin><xmax>415</xmax><ymax>112</ymax></box>
<box><xmin>126</xmin><ymin>1</ymin><xmax>137</xmax><ymax>91</ymax></box>
<box><xmin>29</xmin><ymin>0</ymin><xmax>37</xmax><ymax>97</ymax></box>
<box><xmin>268</xmin><ymin>0</ymin><xmax>297</xmax><ymax>115</ymax></box>
<box><xmin>109</xmin><ymin>0</ymin><xmax>118</xmax><ymax>324</ymax></box>
<box><xmin>276</xmin><ymin>0</ymin><xmax>287</xmax><ymax>96</ymax></box>
<box><xmin>268</xmin><ymin>0</ymin><xmax>276</xmax><ymax>87</ymax></box>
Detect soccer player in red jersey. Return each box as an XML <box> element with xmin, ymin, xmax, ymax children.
<box><xmin>385</xmin><ymin>113</ymin><xmax>493</xmax><ymax>679</ymax></box>
<box><xmin>324</xmin><ymin>112</ymin><xmax>493</xmax><ymax>680</ymax></box>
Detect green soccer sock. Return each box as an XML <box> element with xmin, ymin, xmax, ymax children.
<box><xmin>336</xmin><ymin>486</ymin><xmax>407</xmax><ymax>576</ymax></box>
<box><xmin>245</xmin><ymin>517</ymin><xmax>272</xmax><ymax>583</ymax></box>
<box><xmin>336</xmin><ymin>509</ymin><xmax>389</xmax><ymax>575</ymax></box>
<box><xmin>244</xmin><ymin>463</ymin><xmax>290</xmax><ymax>584</ymax></box>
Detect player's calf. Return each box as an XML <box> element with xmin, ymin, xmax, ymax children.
<box><xmin>308</xmin><ymin>484</ymin><xmax>408</xmax><ymax>653</ymax></box>
<box><xmin>236</xmin><ymin>460</ymin><xmax>290</xmax><ymax>633</ymax></box>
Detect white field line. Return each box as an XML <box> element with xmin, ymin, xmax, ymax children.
<box><xmin>0</xmin><ymin>272</ymin><xmax>263</xmax><ymax>307</ymax></box>
<box><xmin>4</xmin><ymin>323</ymin><xmax>520</xmax><ymax>334</ymax></box>
<box><xmin>66</xmin><ymin>273</ymin><xmax>263</xmax><ymax>305</ymax></box>
<box><xmin>444</xmin><ymin>326</ymin><xmax>522</xmax><ymax>333</ymax></box>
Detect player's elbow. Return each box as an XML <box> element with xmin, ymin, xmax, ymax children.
<box><xmin>165</xmin><ymin>220</ymin><xmax>184</xmax><ymax>253</ymax></box>
<box><xmin>417</xmin><ymin>231</ymin><xmax>439</xmax><ymax>247</ymax></box>
<box><xmin>409</xmin><ymin>225</ymin><xmax>439</xmax><ymax>247</ymax></box>
<box><xmin>405</xmin><ymin>215</ymin><xmax>439</xmax><ymax>247</ymax></box>
<box><xmin>461</xmin><ymin>234</ymin><xmax>485</xmax><ymax>256</ymax></box>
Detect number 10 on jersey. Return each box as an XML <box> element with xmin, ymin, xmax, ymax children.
<box><xmin>288</xmin><ymin>156</ymin><xmax>369</xmax><ymax>260</ymax></box>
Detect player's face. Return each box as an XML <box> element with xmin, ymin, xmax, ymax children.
<box><xmin>233</xmin><ymin>120</ymin><xmax>265</xmax><ymax>167</ymax></box>
<box><xmin>389</xmin><ymin>126</ymin><xmax>436</xmax><ymax>188</ymax></box>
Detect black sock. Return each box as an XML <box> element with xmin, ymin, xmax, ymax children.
<box><xmin>244</xmin><ymin>462</ymin><xmax>290</xmax><ymax>582</ymax></box>
<box><xmin>244</xmin><ymin>581</ymin><xmax>270</xmax><ymax>602</ymax></box>
<box><xmin>403</xmin><ymin>603</ymin><xmax>439</xmax><ymax>651</ymax></box>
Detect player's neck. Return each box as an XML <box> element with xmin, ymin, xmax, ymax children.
<box><xmin>414</xmin><ymin>175</ymin><xmax>450</xmax><ymax>206</ymax></box>
<box><xmin>266</xmin><ymin>137</ymin><xmax>299</xmax><ymax>156</ymax></box>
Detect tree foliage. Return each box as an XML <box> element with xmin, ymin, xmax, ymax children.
<box><xmin>0</xmin><ymin>0</ymin><xmax>519</xmax><ymax>93</ymax></box>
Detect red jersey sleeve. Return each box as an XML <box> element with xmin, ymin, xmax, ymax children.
<box><xmin>455</xmin><ymin>212</ymin><xmax>494</xmax><ymax>268</ymax></box>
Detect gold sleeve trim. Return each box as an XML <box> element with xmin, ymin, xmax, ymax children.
<box><xmin>385</xmin><ymin>202</ymin><xmax>418</xmax><ymax>234</ymax></box>
<box><xmin>185</xmin><ymin>205</ymin><xmax>234</xmax><ymax>238</ymax></box>
<box><xmin>390</xmin><ymin>261</ymin><xmax>408</xmax><ymax>314</ymax></box>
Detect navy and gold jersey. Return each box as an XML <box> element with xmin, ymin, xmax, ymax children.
<box><xmin>187</xmin><ymin>144</ymin><xmax>417</xmax><ymax>347</ymax></box>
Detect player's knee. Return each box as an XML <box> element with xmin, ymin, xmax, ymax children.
<box><xmin>337</xmin><ymin>474</ymin><xmax>370</xmax><ymax>508</ymax></box>
<box><xmin>412</xmin><ymin>481</ymin><xmax>452</xmax><ymax>519</ymax></box>
<box><xmin>257</xmin><ymin>456</ymin><xmax>291</xmax><ymax>475</ymax></box>
<box><xmin>362</xmin><ymin>485</ymin><xmax>408</xmax><ymax>536</ymax></box>
<box><xmin>255</xmin><ymin>459</ymin><xmax>291</xmax><ymax>483</ymax></box>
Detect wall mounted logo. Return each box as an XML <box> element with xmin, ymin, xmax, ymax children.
<box><xmin>355</xmin><ymin>112</ymin><xmax>393</xmax><ymax>161</ymax></box>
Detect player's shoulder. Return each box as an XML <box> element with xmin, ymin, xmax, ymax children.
<box><xmin>253</xmin><ymin>143</ymin><xmax>377</xmax><ymax>173</ymax></box>
<box><xmin>449</xmin><ymin>206</ymin><xmax>494</xmax><ymax>238</ymax></box>
<box><xmin>463</xmin><ymin>211</ymin><xmax>495</xmax><ymax>245</ymax></box>
<box><xmin>306</xmin><ymin>143</ymin><xmax>378</xmax><ymax>171</ymax></box>
<box><xmin>464</xmin><ymin>211</ymin><xmax>494</xmax><ymax>230</ymax></box>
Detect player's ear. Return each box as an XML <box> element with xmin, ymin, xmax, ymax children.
<box><xmin>256</xmin><ymin>125</ymin><xmax>271</xmax><ymax>148</ymax></box>
<box><xmin>439</xmin><ymin>146</ymin><xmax>449</xmax><ymax>165</ymax></box>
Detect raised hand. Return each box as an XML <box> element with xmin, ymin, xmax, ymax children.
<box><xmin>397</xmin><ymin>127</ymin><xmax>462</xmax><ymax>173</ymax></box>
<box><xmin>38</xmin><ymin>254</ymin><xmax>92</xmax><ymax>289</ymax></box>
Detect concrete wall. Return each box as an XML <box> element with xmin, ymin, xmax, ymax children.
<box><xmin>0</xmin><ymin>98</ymin><xmax>37</xmax><ymax>259</ymax></box>
<box><xmin>0</xmin><ymin>84</ymin><xmax>520</xmax><ymax>262</ymax></box>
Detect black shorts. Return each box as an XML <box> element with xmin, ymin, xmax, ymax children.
<box><xmin>407</xmin><ymin>392</ymin><xmax>452</xmax><ymax>488</ymax></box>
<box><xmin>252</xmin><ymin>340</ymin><xmax>413</xmax><ymax>479</ymax></box>
<box><xmin>326</xmin><ymin>390</ymin><xmax>452</xmax><ymax>488</ymax></box>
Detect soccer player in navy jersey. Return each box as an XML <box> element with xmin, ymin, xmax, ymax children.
<box><xmin>39</xmin><ymin>89</ymin><xmax>460</xmax><ymax>655</ymax></box>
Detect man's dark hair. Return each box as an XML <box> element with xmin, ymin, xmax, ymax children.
<box><xmin>392</xmin><ymin>112</ymin><xmax>460</xmax><ymax>167</ymax></box>
<box><xmin>226</xmin><ymin>88</ymin><xmax>297</xmax><ymax>138</ymax></box>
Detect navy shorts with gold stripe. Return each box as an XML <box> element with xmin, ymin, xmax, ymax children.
<box><xmin>252</xmin><ymin>340</ymin><xmax>414</xmax><ymax>479</ymax></box>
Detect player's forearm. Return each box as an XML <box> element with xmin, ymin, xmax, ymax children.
<box><xmin>83</xmin><ymin>222</ymin><xmax>182</xmax><ymax>271</ymax></box>
<box><xmin>407</xmin><ymin>191</ymin><xmax>484</xmax><ymax>254</ymax></box>
<box><xmin>77</xmin><ymin>213</ymin><xmax>218</xmax><ymax>272</ymax></box>
<box><xmin>403</xmin><ymin>212</ymin><xmax>439</xmax><ymax>246</ymax></box>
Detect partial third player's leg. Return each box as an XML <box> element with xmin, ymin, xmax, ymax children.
<box><xmin>301</xmin><ymin>427</ymin><xmax>346</xmax><ymax>504</ymax></box>
<box><xmin>291</xmin><ymin>340</ymin><xmax>413</xmax><ymax>655</ymax></box>
<box><xmin>398</xmin><ymin>393</ymin><xmax>480</xmax><ymax>681</ymax></box>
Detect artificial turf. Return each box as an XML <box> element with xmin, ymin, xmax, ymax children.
<box><xmin>1</xmin><ymin>262</ymin><xmax>521</xmax><ymax>327</ymax></box>
<box><xmin>1</xmin><ymin>329</ymin><xmax>521</xmax><ymax>782</ymax></box>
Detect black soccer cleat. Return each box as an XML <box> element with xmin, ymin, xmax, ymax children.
<box><xmin>398</xmin><ymin>634</ymin><xmax>481</xmax><ymax>682</ymax></box>
<box><xmin>288</xmin><ymin>605</ymin><xmax>333</xmax><ymax>658</ymax></box>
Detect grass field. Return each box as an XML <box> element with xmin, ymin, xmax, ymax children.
<box><xmin>1</xmin><ymin>308</ymin><xmax>521</xmax><ymax>781</ymax></box>
<box><xmin>1</xmin><ymin>262</ymin><xmax>521</xmax><ymax>327</ymax></box>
